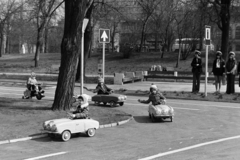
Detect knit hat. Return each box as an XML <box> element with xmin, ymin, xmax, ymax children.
<box><xmin>216</xmin><ymin>51</ymin><xmax>222</xmax><ymax>56</ymax></box>
<box><xmin>229</xmin><ymin>51</ymin><xmax>235</xmax><ymax>57</ymax></box>
<box><xmin>195</xmin><ymin>50</ymin><xmax>201</xmax><ymax>56</ymax></box>
<box><xmin>150</xmin><ymin>84</ymin><xmax>158</xmax><ymax>90</ymax></box>
<box><xmin>98</xmin><ymin>77</ymin><xmax>104</xmax><ymax>83</ymax></box>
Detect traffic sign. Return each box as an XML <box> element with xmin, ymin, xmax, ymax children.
<box><xmin>99</xmin><ymin>29</ymin><xmax>110</xmax><ymax>43</ymax></box>
<box><xmin>205</xmin><ymin>25</ymin><xmax>211</xmax><ymax>45</ymax></box>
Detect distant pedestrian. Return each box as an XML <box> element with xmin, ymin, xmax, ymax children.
<box><xmin>238</xmin><ymin>61</ymin><xmax>240</xmax><ymax>87</ymax></box>
<box><xmin>191</xmin><ymin>50</ymin><xmax>202</xmax><ymax>93</ymax></box>
<box><xmin>225</xmin><ymin>51</ymin><xmax>238</xmax><ymax>94</ymax></box>
<box><xmin>211</xmin><ymin>51</ymin><xmax>225</xmax><ymax>94</ymax></box>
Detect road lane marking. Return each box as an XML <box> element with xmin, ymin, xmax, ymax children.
<box><xmin>125</xmin><ymin>103</ymin><xmax>199</xmax><ymax>111</ymax></box>
<box><xmin>138</xmin><ymin>135</ymin><xmax>240</xmax><ymax>160</ymax></box>
<box><xmin>23</xmin><ymin>152</ymin><xmax>67</xmax><ymax>160</ymax></box>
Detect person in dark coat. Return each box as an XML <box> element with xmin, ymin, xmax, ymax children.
<box><xmin>191</xmin><ymin>50</ymin><xmax>202</xmax><ymax>93</ymax></box>
<box><xmin>225</xmin><ymin>51</ymin><xmax>238</xmax><ymax>94</ymax></box>
<box><xmin>93</xmin><ymin>78</ymin><xmax>113</xmax><ymax>95</ymax></box>
<box><xmin>238</xmin><ymin>61</ymin><xmax>240</xmax><ymax>87</ymax></box>
<box><xmin>211</xmin><ymin>51</ymin><xmax>225</xmax><ymax>94</ymax></box>
<box><xmin>138</xmin><ymin>84</ymin><xmax>166</xmax><ymax>105</ymax></box>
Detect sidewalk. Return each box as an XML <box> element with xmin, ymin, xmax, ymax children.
<box><xmin>0</xmin><ymin>77</ymin><xmax>239</xmax><ymax>94</ymax></box>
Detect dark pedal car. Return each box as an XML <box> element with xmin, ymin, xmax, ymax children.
<box><xmin>22</xmin><ymin>84</ymin><xmax>45</xmax><ymax>100</ymax></box>
<box><xmin>92</xmin><ymin>94</ymin><xmax>127</xmax><ymax>107</ymax></box>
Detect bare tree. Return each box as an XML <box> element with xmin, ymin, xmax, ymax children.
<box><xmin>203</xmin><ymin>0</ymin><xmax>238</xmax><ymax>59</ymax></box>
<box><xmin>52</xmin><ymin>0</ymin><xmax>94</xmax><ymax>111</ymax></box>
<box><xmin>0</xmin><ymin>0</ymin><xmax>23</xmax><ymax>57</ymax></box>
<box><xmin>26</xmin><ymin>0</ymin><xmax>64</xmax><ymax>67</ymax></box>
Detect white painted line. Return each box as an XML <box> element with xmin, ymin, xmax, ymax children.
<box><xmin>138</xmin><ymin>135</ymin><xmax>240</xmax><ymax>160</ymax></box>
<box><xmin>125</xmin><ymin>103</ymin><xmax>199</xmax><ymax>111</ymax></box>
<box><xmin>23</xmin><ymin>152</ymin><xmax>67</xmax><ymax>160</ymax></box>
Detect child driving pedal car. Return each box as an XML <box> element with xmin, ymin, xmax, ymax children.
<box><xmin>138</xmin><ymin>84</ymin><xmax>166</xmax><ymax>105</ymax></box>
<box><xmin>93</xmin><ymin>77</ymin><xmax>113</xmax><ymax>95</ymax></box>
<box><xmin>68</xmin><ymin>94</ymin><xmax>89</xmax><ymax>119</ymax></box>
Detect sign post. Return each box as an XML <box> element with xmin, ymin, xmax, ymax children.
<box><xmin>80</xmin><ymin>18</ymin><xmax>89</xmax><ymax>95</ymax></box>
<box><xmin>99</xmin><ymin>29</ymin><xmax>110</xmax><ymax>80</ymax></box>
<box><xmin>204</xmin><ymin>25</ymin><xmax>211</xmax><ymax>97</ymax></box>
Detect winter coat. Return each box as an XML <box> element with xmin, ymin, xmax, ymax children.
<box><xmin>93</xmin><ymin>83</ymin><xmax>112</xmax><ymax>95</ymax></box>
<box><xmin>140</xmin><ymin>90</ymin><xmax>166</xmax><ymax>106</ymax></box>
<box><xmin>212</xmin><ymin>58</ymin><xmax>225</xmax><ymax>76</ymax></box>
<box><xmin>226</xmin><ymin>58</ymin><xmax>237</xmax><ymax>75</ymax></box>
<box><xmin>191</xmin><ymin>57</ymin><xmax>202</xmax><ymax>74</ymax></box>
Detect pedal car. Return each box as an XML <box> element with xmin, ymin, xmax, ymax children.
<box><xmin>22</xmin><ymin>84</ymin><xmax>45</xmax><ymax>100</ymax></box>
<box><xmin>43</xmin><ymin>118</ymin><xmax>99</xmax><ymax>141</ymax></box>
<box><xmin>92</xmin><ymin>93</ymin><xmax>127</xmax><ymax>107</ymax></box>
<box><xmin>148</xmin><ymin>101</ymin><xmax>174</xmax><ymax>122</ymax></box>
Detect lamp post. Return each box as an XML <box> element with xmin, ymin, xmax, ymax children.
<box><xmin>80</xmin><ymin>18</ymin><xmax>89</xmax><ymax>95</ymax></box>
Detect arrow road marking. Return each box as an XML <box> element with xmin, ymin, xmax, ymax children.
<box><xmin>101</xmin><ymin>31</ymin><xmax>108</xmax><ymax>42</ymax></box>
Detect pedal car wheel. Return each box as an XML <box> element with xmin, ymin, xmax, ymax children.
<box><xmin>151</xmin><ymin>114</ymin><xmax>155</xmax><ymax>122</ymax></box>
<box><xmin>109</xmin><ymin>101</ymin><xmax>116</xmax><ymax>107</ymax></box>
<box><xmin>36</xmin><ymin>93</ymin><xmax>42</xmax><ymax>100</ymax></box>
<box><xmin>61</xmin><ymin>130</ymin><xmax>71</xmax><ymax>142</ymax></box>
<box><xmin>119</xmin><ymin>102</ymin><xmax>124</xmax><ymax>106</ymax></box>
<box><xmin>94</xmin><ymin>101</ymin><xmax>100</xmax><ymax>106</ymax></box>
<box><xmin>149</xmin><ymin>113</ymin><xmax>151</xmax><ymax>118</ymax></box>
<box><xmin>87</xmin><ymin>128</ymin><xmax>96</xmax><ymax>137</ymax></box>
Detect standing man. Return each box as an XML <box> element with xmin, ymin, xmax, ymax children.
<box><xmin>191</xmin><ymin>50</ymin><xmax>203</xmax><ymax>93</ymax></box>
<box><xmin>225</xmin><ymin>51</ymin><xmax>238</xmax><ymax>94</ymax></box>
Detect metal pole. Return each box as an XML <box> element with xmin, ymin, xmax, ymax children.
<box><xmin>102</xmin><ymin>42</ymin><xmax>105</xmax><ymax>80</ymax></box>
<box><xmin>204</xmin><ymin>45</ymin><xmax>208</xmax><ymax>97</ymax></box>
<box><xmin>80</xmin><ymin>32</ymin><xmax>84</xmax><ymax>95</ymax></box>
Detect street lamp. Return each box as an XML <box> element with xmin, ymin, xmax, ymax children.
<box><xmin>80</xmin><ymin>18</ymin><xmax>89</xmax><ymax>95</ymax></box>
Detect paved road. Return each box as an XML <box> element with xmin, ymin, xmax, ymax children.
<box><xmin>0</xmin><ymin>86</ymin><xmax>240</xmax><ymax>160</ymax></box>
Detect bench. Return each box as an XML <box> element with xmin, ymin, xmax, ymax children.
<box><xmin>114</xmin><ymin>72</ymin><xmax>144</xmax><ymax>85</ymax></box>
<box><xmin>47</xmin><ymin>64</ymin><xmax>60</xmax><ymax>74</ymax></box>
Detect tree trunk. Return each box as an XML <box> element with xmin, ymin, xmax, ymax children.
<box><xmin>52</xmin><ymin>0</ymin><xmax>93</xmax><ymax>111</ymax></box>
<box><xmin>220</xmin><ymin>1</ymin><xmax>231</xmax><ymax>60</ymax></box>
<box><xmin>34</xmin><ymin>28</ymin><xmax>44</xmax><ymax>67</ymax></box>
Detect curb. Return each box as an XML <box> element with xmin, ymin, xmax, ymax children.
<box><xmin>0</xmin><ymin>116</ymin><xmax>133</xmax><ymax>145</ymax></box>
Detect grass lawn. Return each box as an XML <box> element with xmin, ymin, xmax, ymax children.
<box><xmin>0</xmin><ymin>51</ymin><xmax>240</xmax><ymax>141</ymax></box>
<box><xmin>0</xmin><ymin>97</ymin><xmax>131</xmax><ymax>141</ymax></box>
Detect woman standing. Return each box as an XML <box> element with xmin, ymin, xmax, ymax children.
<box><xmin>191</xmin><ymin>50</ymin><xmax>202</xmax><ymax>93</ymax></box>
<box><xmin>225</xmin><ymin>51</ymin><xmax>238</xmax><ymax>94</ymax></box>
<box><xmin>211</xmin><ymin>51</ymin><xmax>225</xmax><ymax>94</ymax></box>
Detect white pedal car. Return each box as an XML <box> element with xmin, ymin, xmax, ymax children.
<box><xmin>43</xmin><ymin>118</ymin><xmax>99</xmax><ymax>141</ymax></box>
<box><xmin>148</xmin><ymin>101</ymin><xmax>174</xmax><ymax>122</ymax></box>
<box><xmin>43</xmin><ymin>94</ymin><xmax>99</xmax><ymax>142</ymax></box>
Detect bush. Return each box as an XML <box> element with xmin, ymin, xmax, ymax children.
<box><xmin>120</xmin><ymin>44</ymin><xmax>133</xmax><ymax>59</ymax></box>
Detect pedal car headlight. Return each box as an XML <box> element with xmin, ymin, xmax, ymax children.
<box><xmin>156</xmin><ymin>109</ymin><xmax>162</xmax><ymax>115</ymax></box>
<box><xmin>43</xmin><ymin>122</ymin><xmax>47</xmax><ymax>130</ymax></box>
<box><xmin>51</xmin><ymin>124</ymin><xmax>57</xmax><ymax>132</ymax></box>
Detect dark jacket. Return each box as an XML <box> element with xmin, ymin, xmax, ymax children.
<box><xmin>93</xmin><ymin>83</ymin><xmax>112</xmax><ymax>95</ymax></box>
<box><xmin>72</xmin><ymin>106</ymin><xmax>89</xmax><ymax>119</ymax></box>
<box><xmin>212</xmin><ymin>58</ymin><xmax>225</xmax><ymax>76</ymax></box>
<box><xmin>191</xmin><ymin>57</ymin><xmax>202</xmax><ymax>74</ymax></box>
<box><xmin>226</xmin><ymin>58</ymin><xmax>237</xmax><ymax>75</ymax></box>
<box><xmin>140</xmin><ymin>90</ymin><xmax>166</xmax><ymax>106</ymax></box>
